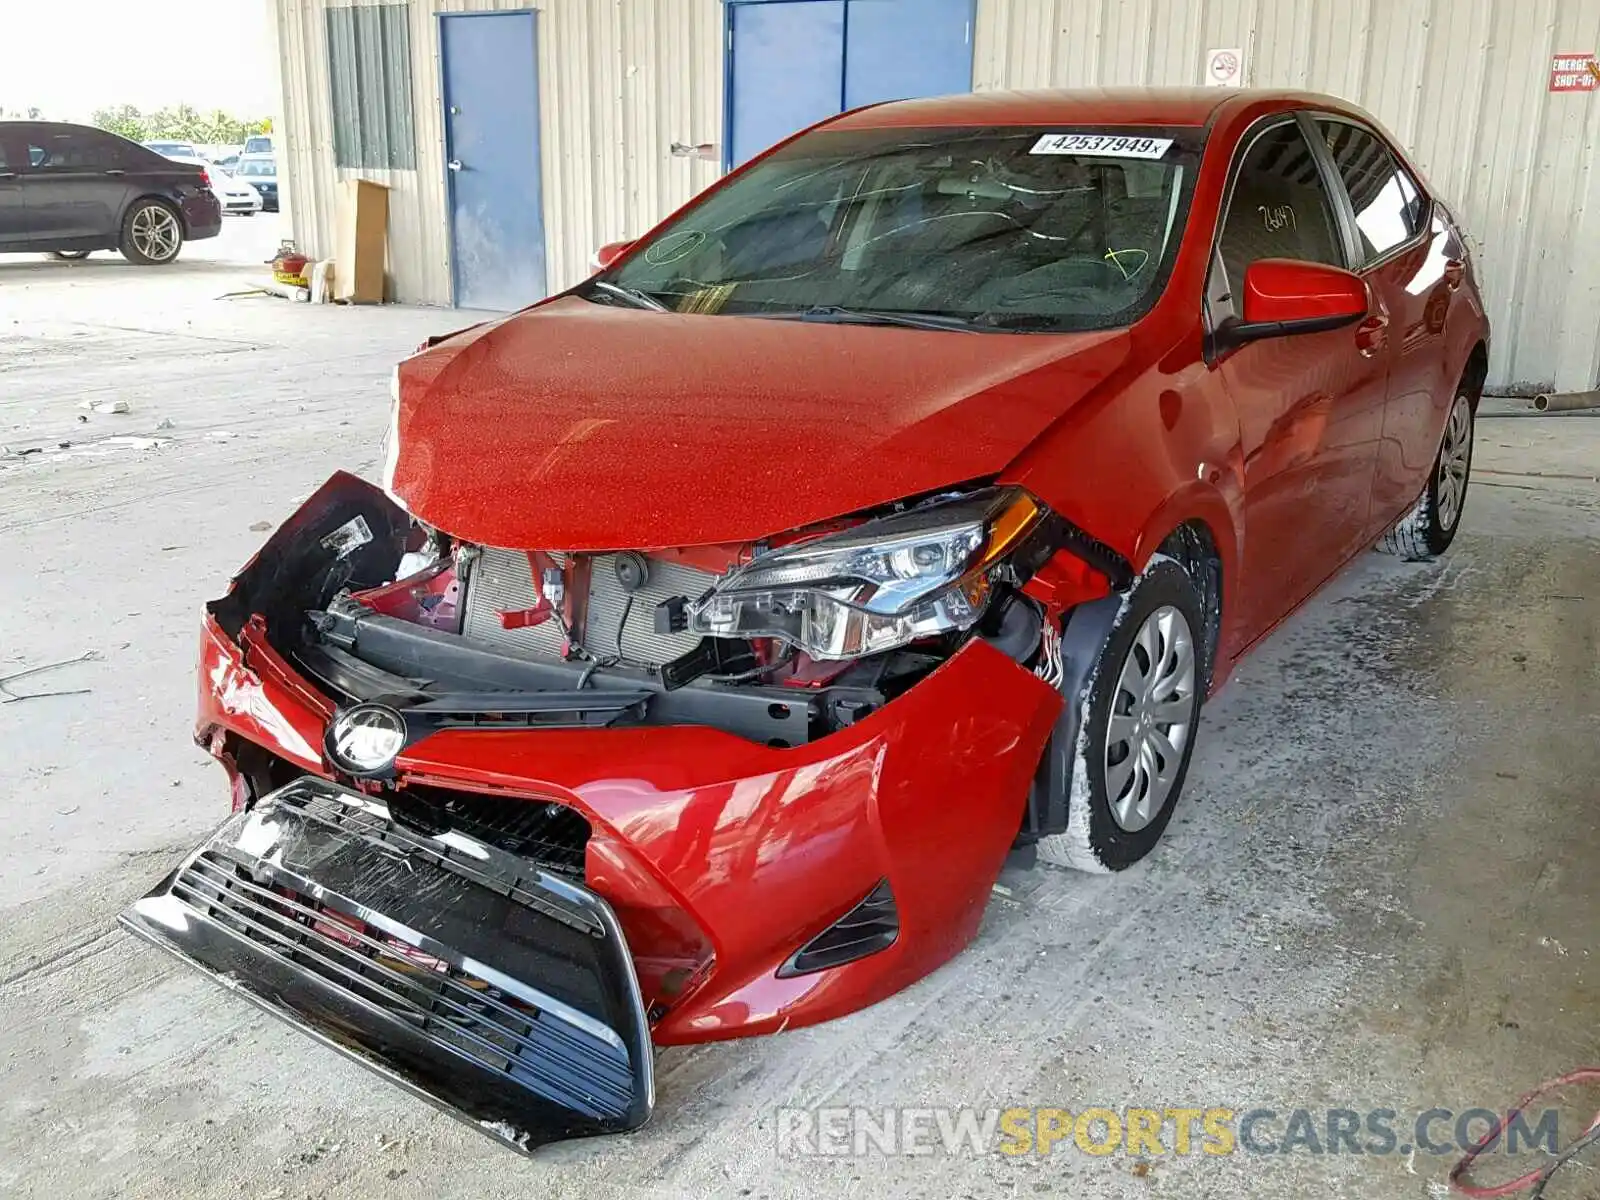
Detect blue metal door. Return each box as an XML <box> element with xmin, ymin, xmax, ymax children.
<box><xmin>440</xmin><ymin>11</ymin><xmax>545</xmax><ymax>310</ymax></box>
<box><xmin>726</xmin><ymin>0</ymin><xmax>975</xmax><ymax>167</ymax></box>
<box><xmin>728</xmin><ymin>1</ymin><xmax>845</xmax><ymax>166</ymax></box>
<box><xmin>843</xmin><ymin>0</ymin><xmax>973</xmax><ymax>107</ymax></box>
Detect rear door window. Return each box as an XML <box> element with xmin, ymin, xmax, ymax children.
<box><xmin>26</xmin><ymin>130</ymin><xmax>122</xmax><ymax>171</ymax></box>
<box><xmin>1316</xmin><ymin>120</ymin><xmax>1426</xmax><ymax>263</ymax></box>
<box><xmin>1217</xmin><ymin>120</ymin><xmax>1347</xmax><ymax>297</ymax></box>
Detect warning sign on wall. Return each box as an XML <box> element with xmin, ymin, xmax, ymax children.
<box><xmin>1205</xmin><ymin>47</ymin><xmax>1245</xmax><ymax>87</ymax></box>
<box><xmin>1549</xmin><ymin>52</ymin><xmax>1598</xmax><ymax>92</ymax></box>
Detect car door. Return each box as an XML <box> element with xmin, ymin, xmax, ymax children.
<box><xmin>1315</xmin><ymin>117</ymin><xmax>1454</xmax><ymax>536</ymax></box>
<box><xmin>20</xmin><ymin>126</ymin><xmax>132</xmax><ymax>242</ymax></box>
<box><xmin>0</xmin><ymin>132</ymin><xmax>25</xmax><ymax>247</ymax></box>
<box><xmin>1207</xmin><ymin>115</ymin><xmax>1390</xmax><ymax>645</ymax></box>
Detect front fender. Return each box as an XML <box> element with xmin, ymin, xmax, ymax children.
<box><xmin>1003</xmin><ymin>347</ymin><xmax>1245</xmax><ymax>672</ymax></box>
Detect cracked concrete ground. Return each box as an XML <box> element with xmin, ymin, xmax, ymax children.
<box><xmin>1</xmin><ymin>254</ymin><xmax>1596</xmax><ymax>1199</ymax></box>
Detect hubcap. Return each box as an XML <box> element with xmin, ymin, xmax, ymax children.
<box><xmin>1104</xmin><ymin>605</ymin><xmax>1197</xmax><ymax>832</ymax></box>
<box><xmin>131</xmin><ymin>205</ymin><xmax>180</xmax><ymax>261</ymax></box>
<box><xmin>1436</xmin><ymin>392</ymin><xmax>1472</xmax><ymax>531</ymax></box>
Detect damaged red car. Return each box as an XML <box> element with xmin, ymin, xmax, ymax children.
<box><xmin>123</xmin><ymin>88</ymin><xmax>1488</xmax><ymax>1150</ymax></box>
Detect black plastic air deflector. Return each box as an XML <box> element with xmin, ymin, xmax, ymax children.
<box><xmin>777</xmin><ymin>878</ymin><xmax>900</xmax><ymax>977</ymax></box>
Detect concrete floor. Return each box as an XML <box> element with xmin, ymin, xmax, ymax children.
<box><xmin>1</xmin><ymin>253</ymin><xmax>1596</xmax><ymax>1200</ymax></box>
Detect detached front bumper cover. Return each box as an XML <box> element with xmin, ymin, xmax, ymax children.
<box><xmin>119</xmin><ymin>778</ymin><xmax>654</xmax><ymax>1151</ymax></box>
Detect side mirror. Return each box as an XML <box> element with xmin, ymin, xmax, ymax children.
<box><xmin>591</xmin><ymin>239</ymin><xmax>634</xmax><ymax>272</ymax></box>
<box><xmin>1216</xmin><ymin>258</ymin><xmax>1368</xmax><ymax>350</ymax></box>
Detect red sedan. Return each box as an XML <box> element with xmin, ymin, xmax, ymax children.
<box><xmin>124</xmin><ymin>88</ymin><xmax>1487</xmax><ymax>1149</ymax></box>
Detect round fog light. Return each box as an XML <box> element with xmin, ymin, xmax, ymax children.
<box><xmin>327</xmin><ymin>703</ymin><xmax>407</xmax><ymax>774</ymax></box>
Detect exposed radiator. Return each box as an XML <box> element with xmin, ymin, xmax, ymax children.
<box><xmin>461</xmin><ymin>547</ymin><xmax>715</xmax><ymax>667</ymax></box>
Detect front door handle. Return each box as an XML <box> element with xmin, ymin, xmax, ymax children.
<box><xmin>447</xmin><ymin>159</ymin><xmax>463</xmax><ymax>172</ymax></box>
<box><xmin>1355</xmin><ymin>313</ymin><xmax>1390</xmax><ymax>357</ymax></box>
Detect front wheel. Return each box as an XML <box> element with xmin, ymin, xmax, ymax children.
<box><xmin>1378</xmin><ymin>389</ymin><xmax>1474</xmax><ymax>561</ymax></box>
<box><xmin>119</xmin><ymin>199</ymin><xmax>184</xmax><ymax>265</ymax></box>
<box><xmin>1037</xmin><ymin>558</ymin><xmax>1205</xmax><ymax>873</ymax></box>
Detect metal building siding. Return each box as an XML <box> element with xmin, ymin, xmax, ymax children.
<box><xmin>974</xmin><ymin>0</ymin><xmax>1600</xmax><ymax>392</ymax></box>
<box><xmin>274</xmin><ymin>0</ymin><xmax>724</xmax><ymax>308</ymax></box>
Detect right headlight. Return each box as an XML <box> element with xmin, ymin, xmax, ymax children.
<box><xmin>687</xmin><ymin>488</ymin><xmax>1044</xmax><ymax>660</ymax></box>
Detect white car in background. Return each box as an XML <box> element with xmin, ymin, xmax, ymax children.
<box><xmin>143</xmin><ymin>143</ymin><xmax>261</xmax><ymax>215</ymax></box>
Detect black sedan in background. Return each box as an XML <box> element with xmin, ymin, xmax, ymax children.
<box><xmin>235</xmin><ymin>155</ymin><xmax>278</xmax><ymax>212</ymax></box>
<box><xmin>0</xmin><ymin>121</ymin><xmax>222</xmax><ymax>264</ymax></box>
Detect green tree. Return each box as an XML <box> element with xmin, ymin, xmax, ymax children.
<box><xmin>91</xmin><ymin>104</ymin><xmax>148</xmax><ymax>141</ymax></box>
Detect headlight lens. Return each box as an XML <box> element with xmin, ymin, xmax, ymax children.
<box><xmin>688</xmin><ymin>488</ymin><xmax>1043</xmax><ymax>660</ymax></box>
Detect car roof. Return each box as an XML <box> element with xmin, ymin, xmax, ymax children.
<box><xmin>829</xmin><ymin>86</ymin><xmax>1363</xmax><ymax>130</ymax></box>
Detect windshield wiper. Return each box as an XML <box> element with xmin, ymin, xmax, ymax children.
<box><xmin>753</xmin><ymin>306</ymin><xmax>982</xmax><ymax>332</ymax></box>
<box><xmin>588</xmin><ymin>279</ymin><xmax>669</xmax><ymax>312</ymax></box>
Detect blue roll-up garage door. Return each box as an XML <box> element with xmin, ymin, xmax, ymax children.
<box><xmin>727</xmin><ymin>0</ymin><xmax>975</xmax><ymax>166</ymax></box>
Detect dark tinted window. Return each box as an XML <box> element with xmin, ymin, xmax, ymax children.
<box><xmin>1318</xmin><ymin>120</ymin><xmax>1425</xmax><ymax>262</ymax></box>
<box><xmin>1219</xmin><ymin>121</ymin><xmax>1345</xmax><ymax>293</ymax></box>
<box><xmin>605</xmin><ymin>125</ymin><xmax>1200</xmax><ymax>331</ymax></box>
<box><xmin>27</xmin><ymin>130</ymin><xmax>121</xmax><ymax>171</ymax></box>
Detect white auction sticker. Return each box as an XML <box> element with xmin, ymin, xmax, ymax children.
<box><xmin>1029</xmin><ymin>133</ymin><xmax>1174</xmax><ymax>159</ymax></box>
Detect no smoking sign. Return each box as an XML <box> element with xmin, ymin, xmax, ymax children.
<box><xmin>1206</xmin><ymin>47</ymin><xmax>1245</xmax><ymax>87</ymax></box>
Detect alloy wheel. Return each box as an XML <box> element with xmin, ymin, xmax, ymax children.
<box><xmin>1104</xmin><ymin>604</ymin><xmax>1197</xmax><ymax>833</ymax></box>
<box><xmin>131</xmin><ymin>205</ymin><xmax>181</xmax><ymax>262</ymax></box>
<box><xmin>1436</xmin><ymin>392</ymin><xmax>1472</xmax><ymax>531</ymax></box>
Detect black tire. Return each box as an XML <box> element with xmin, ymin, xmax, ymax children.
<box><xmin>119</xmin><ymin>199</ymin><xmax>184</xmax><ymax>265</ymax></box>
<box><xmin>1378</xmin><ymin>388</ymin><xmax>1474</xmax><ymax>561</ymax></box>
<box><xmin>1037</xmin><ymin>558</ymin><xmax>1205</xmax><ymax>873</ymax></box>
<box><xmin>50</xmin><ymin>249</ymin><xmax>91</xmax><ymax>261</ymax></box>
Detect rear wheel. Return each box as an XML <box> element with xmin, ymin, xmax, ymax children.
<box><xmin>1378</xmin><ymin>389</ymin><xmax>1474</xmax><ymax>560</ymax></box>
<box><xmin>1037</xmin><ymin>558</ymin><xmax>1205</xmax><ymax>873</ymax></box>
<box><xmin>119</xmin><ymin>199</ymin><xmax>184</xmax><ymax>265</ymax></box>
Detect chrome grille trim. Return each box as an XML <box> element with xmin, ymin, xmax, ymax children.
<box><xmin>171</xmin><ymin>851</ymin><xmax>635</xmax><ymax>1116</ymax></box>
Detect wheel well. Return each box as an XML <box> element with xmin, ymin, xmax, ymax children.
<box><xmin>1462</xmin><ymin>342</ymin><xmax>1489</xmax><ymax>411</ymax></box>
<box><xmin>1158</xmin><ymin>520</ymin><xmax>1222</xmax><ymax>691</ymax></box>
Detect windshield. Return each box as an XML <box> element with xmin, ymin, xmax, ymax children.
<box><xmin>600</xmin><ymin>125</ymin><xmax>1199</xmax><ymax>331</ymax></box>
<box><xmin>238</xmin><ymin>159</ymin><xmax>275</xmax><ymax>177</ymax></box>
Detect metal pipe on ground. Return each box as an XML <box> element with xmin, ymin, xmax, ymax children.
<box><xmin>1533</xmin><ymin>389</ymin><xmax>1600</xmax><ymax>413</ymax></box>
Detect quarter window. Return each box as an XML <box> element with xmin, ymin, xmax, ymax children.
<box><xmin>1318</xmin><ymin>121</ymin><xmax>1425</xmax><ymax>262</ymax></box>
<box><xmin>1218</xmin><ymin>121</ymin><xmax>1345</xmax><ymax>296</ymax></box>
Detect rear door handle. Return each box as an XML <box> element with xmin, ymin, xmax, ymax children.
<box><xmin>1355</xmin><ymin>313</ymin><xmax>1390</xmax><ymax>357</ymax></box>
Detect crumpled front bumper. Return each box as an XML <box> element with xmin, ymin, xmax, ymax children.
<box><xmin>120</xmin><ymin>777</ymin><xmax>653</xmax><ymax>1152</ymax></box>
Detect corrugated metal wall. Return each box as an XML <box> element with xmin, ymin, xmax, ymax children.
<box><xmin>274</xmin><ymin>0</ymin><xmax>723</xmax><ymax>313</ymax></box>
<box><xmin>974</xmin><ymin>0</ymin><xmax>1600</xmax><ymax>391</ymax></box>
<box><xmin>274</xmin><ymin>0</ymin><xmax>1599</xmax><ymax>391</ymax></box>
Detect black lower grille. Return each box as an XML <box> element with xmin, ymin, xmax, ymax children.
<box><xmin>386</xmin><ymin>786</ymin><xmax>591</xmax><ymax>876</ymax></box>
<box><xmin>120</xmin><ymin>778</ymin><xmax>654</xmax><ymax>1151</ymax></box>
<box><xmin>173</xmin><ymin>851</ymin><xmax>634</xmax><ymax>1118</ymax></box>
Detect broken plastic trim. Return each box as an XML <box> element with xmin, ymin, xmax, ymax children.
<box><xmin>119</xmin><ymin>778</ymin><xmax>654</xmax><ymax>1152</ymax></box>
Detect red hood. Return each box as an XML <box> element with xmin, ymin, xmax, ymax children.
<box><xmin>389</xmin><ymin>297</ymin><xmax>1129</xmax><ymax>549</ymax></box>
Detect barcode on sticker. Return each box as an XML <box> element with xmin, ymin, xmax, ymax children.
<box><xmin>1030</xmin><ymin>134</ymin><xmax>1174</xmax><ymax>159</ymax></box>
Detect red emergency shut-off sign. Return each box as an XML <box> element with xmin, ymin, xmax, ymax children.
<box><xmin>1549</xmin><ymin>52</ymin><xmax>1598</xmax><ymax>92</ymax></box>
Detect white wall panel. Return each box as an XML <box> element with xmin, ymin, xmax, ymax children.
<box><xmin>274</xmin><ymin>0</ymin><xmax>723</xmax><ymax>309</ymax></box>
<box><xmin>272</xmin><ymin>0</ymin><xmax>1597</xmax><ymax>390</ymax></box>
<box><xmin>976</xmin><ymin>0</ymin><xmax>1600</xmax><ymax>391</ymax></box>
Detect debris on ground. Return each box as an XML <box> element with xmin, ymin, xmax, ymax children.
<box><xmin>0</xmin><ymin>650</ymin><xmax>99</xmax><ymax>703</ymax></box>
